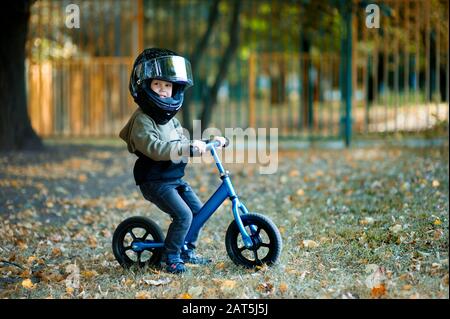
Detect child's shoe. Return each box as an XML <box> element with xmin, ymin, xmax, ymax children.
<box><xmin>181</xmin><ymin>250</ymin><xmax>212</xmax><ymax>265</ymax></box>
<box><xmin>165</xmin><ymin>261</ymin><xmax>187</xmax><ymax>274</ymax></box>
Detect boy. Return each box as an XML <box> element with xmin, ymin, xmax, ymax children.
<box><xmin>119</xmin><ymin>48</ymin><xmax>226</xmax><ymax>273</ymax></box>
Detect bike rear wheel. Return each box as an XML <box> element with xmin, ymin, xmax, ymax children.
<box><xmin>225</xmin><ymin>213</ymin><xmax>282</xmax><ymax>268</ymax></box>
<box><xmin>112</xmin><ymin>216</ymin><xmax>165</xmax><ymax>269</ymax></box>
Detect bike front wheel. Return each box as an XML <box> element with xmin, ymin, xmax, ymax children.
<box><xmin>225</xmin><ymin>213</ymin><xmax>282</xmax><ymax>268</ymax></box>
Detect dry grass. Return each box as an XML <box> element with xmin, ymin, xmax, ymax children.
<box><xmin>0</xmin><ymin>141</ymin><xmax>448</xmax><ymax>299</ymax></box>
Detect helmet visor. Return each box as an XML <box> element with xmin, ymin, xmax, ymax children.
<box><xmin>135</xmin><ymin>56</ymin><xmax>194</xmax><ymax>87</ymax></box>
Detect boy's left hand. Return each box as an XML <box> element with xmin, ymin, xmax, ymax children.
<box><xmin>212</xmin><ymin>136</ymin><xmax>228</xmax><ymax>147</ymax></box>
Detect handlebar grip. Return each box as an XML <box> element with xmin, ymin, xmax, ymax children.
<box><xmin>205</xmin><ymin>137</ymin><xmax>230</xmax><ymax>151</ymax></box>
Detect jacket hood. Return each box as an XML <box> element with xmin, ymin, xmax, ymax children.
<box><xmin>119</xmin><ymin>108</ymin><xmax>143</xmax><ymax>153</ymax></box>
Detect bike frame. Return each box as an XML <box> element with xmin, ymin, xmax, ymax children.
<box><xmin>132</xmin><ymin>141</ymin><xmax>254</xmax><ymax>252</ymax></box>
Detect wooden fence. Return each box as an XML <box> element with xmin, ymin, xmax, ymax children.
<box><xmin>26</xmin><ymin>0</ymin><xmax>449</xmax><ymax>139</ymax></box>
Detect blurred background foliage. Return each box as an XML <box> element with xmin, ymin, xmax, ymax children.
<box><xmin>26</xmin><ymin>0</ymin><xmax>448</xmax><ymax>141</ymax></box>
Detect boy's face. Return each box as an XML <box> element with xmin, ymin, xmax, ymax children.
<box><xmin>150</xmin><ymin>79</ymin><xmax>173</xmax><ymax>98</ymax></box>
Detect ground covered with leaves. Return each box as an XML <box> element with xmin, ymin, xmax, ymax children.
<box><xmin>0</xmin><ymin>139</ymin><xmax>448</xmax><ymax>299</ymax></box>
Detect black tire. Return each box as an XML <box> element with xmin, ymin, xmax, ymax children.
<box><xmin>112</xmin><ymin>216</ymin><xmax>165</xmax><ymax>269</ymax></box>
<box><xmin>225</xmin><ymin>213</ymin><xmax>282</xmax><ymax>268</ymax></box>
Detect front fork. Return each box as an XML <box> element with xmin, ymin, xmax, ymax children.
<box><xmin>232</xmin><ymin>198</ymin><xmax>257</xmax><ymax>248</ymax></box>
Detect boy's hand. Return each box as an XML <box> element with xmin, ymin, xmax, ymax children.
<box><xmin>191</xmin><ymin>140</ymin><xmax>207</xmax><ymax>156</ymax></box>
<box><xmin>212</xmin><ymin>136</ymin><xmax>228</xmax><ymax>147</ymax></box>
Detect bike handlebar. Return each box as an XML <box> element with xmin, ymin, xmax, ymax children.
<box><xmin>205</xmin><ymin>137</ymin><xmax>230</xmax><ymax>151</ymax></box>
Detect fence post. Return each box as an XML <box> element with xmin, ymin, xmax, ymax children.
<box><xmin>248</xmin><ymin>53</ymin><xmax>256</xmax><ymax>129</ymax></box>
<box><xmin>339</xmin><ymin>0</ymin><xmax>353</xmax><ymax>146</ymax></box>
<box><xmin>132</xmin><ymin>0</ymin><xmax>144</xmax><ymax>55</ymax></box>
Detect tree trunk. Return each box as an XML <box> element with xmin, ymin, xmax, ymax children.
<box><xmin>270</xmin><ymin>58</ymin><xmax>286</xmax><ymax>106</ymax></box>
<box><xmin>0</xmin><ymin>1</ymin><xmax>43</xmax><ymax>151</ymax></box>
<box><xmin>300</xmin><ymin>34</ymin><xmax>312</xmax><ymax>128</ymax></box>
<box><xmin>182</xmin><ymin>0</ymin><xmax>221</xmax><ymax>134</ymax></box>
<box><xmin>200</xmin><ymin>0</ymin><xmax>242</xmax><ymax>129</ymax></box>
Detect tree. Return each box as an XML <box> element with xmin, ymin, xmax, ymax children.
<box><xmin>181</xmin><ymin>0</ymin><xmax>221</xmax><ymax>134</ymax></box>
<box><xmin>180</xmin><ymin>0</ymin><xmax>242</xmax><ymax>133</ymax></box>
<box><xmin>0</xmin><ymin>1</ymin><xmax>43</xmax><ymax>151</ymax></box>
<box><xmin>199</xmin><ymin>0</ymin><xmax>242</xmax><ymax>130</ymax></box>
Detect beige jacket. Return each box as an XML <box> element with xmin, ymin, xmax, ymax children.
<box><xmin>119</xmin><ymin>108</ymin><xmax>190</xmax><ymax>161</ymax></box>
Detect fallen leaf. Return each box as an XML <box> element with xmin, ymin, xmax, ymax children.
<box><xmin>279</xmin><ymin>282</ymin><xmax>288</xmax><ymax>294</ymax></box>
<box><xmin>66</xmin><ymin>287</ymin><xmax>74</xmax><ymax>295</ymax></box>
<box><xmin>256</xmin><ymin>282</ymin><xmax>274</xmax><ymax>294</ymax></box>
<box><xmin>341</xmin><ymin>292</ymin><xmax>357</xmax><ymax>299</ymax></box>
<box><xmin>78</xmin><ymin>174</ymin><xmax>87</xmax><ymax>182</ymax></box>
<box><xmin>302</xmin><ymin>240</ymin><xmax>319</xmax><ymax>248</ymax></box>
<box><xmin>433</xmin><ymin>219</ymin><xmax>442</xmax><ymax>226</ymax></box>
<box><xmin>371</xmin><ymin>284</ymin><xmax>387</xmax><ymax>298</ymax></box>
<box><xmin>431</xmin><ymin>263</ymin><xmax>441</xmax><ymax>269</ymax></box>
<box><xmin>87</xmin><ymin>236</ymin><xmax>97</xmax><ymax>248</ymax></box>
<box><xmin>52</xmin><ymin>248</ymin><xmax>62</xmax><ymax>257</ymax></box>
<box><xmin>442</xmin><ymin>274</ymin><xmax>449</xmax><ymax>285</ymax></box>
<box><xmin>220</xmin><ymin>280</ymin><xmax>237</xmax><ymax>291</ymax></box>
<box><xmin>10</xmin><ymin>180</ymin><xmax>20</xmax><ymax>188</ymax></box>
<box><xmin>179</xmin><ymin>293</ymin><xmax>192</xmax><ymax>299</ymax></box>
<box><xmin>390</xmin><ymin>224</ymin><xmax>402</xmax><ymax>234</ymax></box>
<box><xmin>101</xmin><ymin>229</ymin><xmax>112</xmax><ymax>238</ymax></box>
<box><xmin>49</xmin><ymin>234</ymin><xmax>63</xmax><ymax>242</ymax></box>
<box><xmin>296</xmin><ymin>189</ymin><xmax>305</xmax><ymax>196</ymax></box>
<box><xmin>289</xmin><ymin>170</ymin><xmax>300</xmax><ymax>177</ymax></box>
<box><xmin>115</xmin><ymin>198</ymin><xmax>126</xmax><ymax>209</ymax></box>
<box><xmin>433</xmin><ymin>229</ymin><xmax>443</xmax><ymax>240</ymax></box>
<box><xmin>81</xmin><ymin>270</ymin><xmax>98</xmax><ymax>279</ymax></box>
<box><xmin>33</xmin><ymin>270</ymin><xmax>48</xmax><ymax>282</ymax></box>
<box><xmin>215</xmin><ymin>262</ymin><xmax>225</xmax><ymax>270</ymax></box>
<box><xmin>255</xmin><ymin>264</ymin><xmax>269</xmax><ymax>272</ymax></box>
<box><xmin>21</xmin><ymin>279</ymin><xmax>36</xmax><ymax>289</ymax></box>
<box><xmin>202</xmin><ymin>237</ymin><xmax>213</xmax><ymax>244</ymax></box>
<box><xmin>122</xmin><ymin>278</ymin><xmax>134</xmax><ymax>286</ymax></box>
<box><xmin>142</xmin><ymin>278</ymin><xmax>171</xmax><ymax>286</ymax></box>
<box><xmin>360</xmin><ymin>217</ymin><xmax>375</xmax><ymax>225</ymax></box>
<box><xmin>285</xmin><ymin>268</ymin><xmax>299</xmax><ymax>275</ymax></box>
<box><xmin>73</xmin><ymin>232</ymin><xmax>86</xmax><ymax>241</ymax></box>
<box><xmin>402</xmin><ymin>284</ymin><xmax>412</xmax><ymax>291</ymax></box>
<box><xmin>47</xmin><ymin>272</ymin><xmax>65</xmax><ymax>282</ymax></box>
<box><xmin>135</xmin><ymin>291</ymin><xmax>151</xmax><ymax>299</ymax></box>
<box><xmin>16</xmin><ymin>240</ymin><xmax>28</xmax><ymax>250</ymax></box>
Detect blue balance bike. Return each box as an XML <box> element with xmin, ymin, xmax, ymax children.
<box><xmin>112</xmin><ymin>140</ymin><xmax>282</xmax><ymax>269</ymax></box>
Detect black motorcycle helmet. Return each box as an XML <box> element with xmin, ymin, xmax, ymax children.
<box><xmin>129</xmin><ymin>48</ymin><xmax>194</xmax><ymax>124</ymax></box>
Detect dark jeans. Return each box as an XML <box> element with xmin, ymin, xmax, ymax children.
<box><xmin>139</xmin><ymin>178</ymin><xmax>203</xmax><ymax>264</ymax></box>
